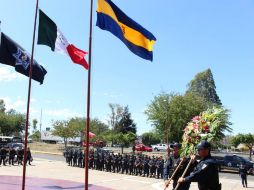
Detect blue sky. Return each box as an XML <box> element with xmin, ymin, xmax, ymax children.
<box><xmin>0</xmin><ymin>0</ymin><xmax>254</xmax><ymax>135</ymax></box>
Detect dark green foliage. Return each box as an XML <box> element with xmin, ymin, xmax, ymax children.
<box><xmin>145</xmin><ymin>93</ymin><xmax>207</xmax><ymax>143</ymax></box>
<box><xmin>116</xmin><ymin>106</ymin><xmax>136</xmax><ymax>134</ymax></box>
<box><xmin>141</xmin><ymin>131</ymin><xmax>161</xmax><ymax>146</ymax></box>
<box><xmin>186</xmin><ymin>68</ymin><xmax>222</xmax><ymax>105</ymax></box>
<box><xmin>0</xmin><ymin>100</ymin><xmax>26</xmax><ymax>136</ymax></box>
<box><xmin>231</xmin><ymin>133</ymin><xmax>254</xmax><ymax>159</ymax></box>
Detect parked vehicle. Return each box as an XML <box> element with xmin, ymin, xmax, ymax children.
<box><xmin>216</xmin><ymin>155</ymin><xmax>254</xmax><ymax>175</ymax></box>
<box><xmin>151</xmin><ymin>143</ymin><xmax>168</xmax><ymax>151</ymax></box>
<box><xmin>6</xmin><ymin>142</ymin><xmax>24</xmax><ymax>151</ymax></box>
<box><xmin>135</xmin><ymin>144</ymin><xmax>152</xmax><ymax>152</ymax></box>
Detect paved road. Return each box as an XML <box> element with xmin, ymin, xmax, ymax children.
<box><xmin>33</xmin><ymin>153</ymin><xmax>65</xmax><ymax>162</ymax></box>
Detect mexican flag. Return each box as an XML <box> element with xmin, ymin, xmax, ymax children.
<box><xmin>37</xmin><ymin>10</ymin><xmax>88</xmax><ymax>69</ymax></box>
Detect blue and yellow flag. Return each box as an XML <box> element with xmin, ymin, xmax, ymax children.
<box><xmin>96</xmin><ymin>0</ymin><xmax>156</xmax><ymax>61</ymax></box>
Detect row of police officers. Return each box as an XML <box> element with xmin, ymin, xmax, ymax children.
<box><xmin>64</xmin><ymin>141</ymin><xmax>221</xmax><ymax>190</ymax></box>
<box><xmin>0</xmin><ymin>147</ymin><xmax>32</xmax><ymax>166</ymax></box>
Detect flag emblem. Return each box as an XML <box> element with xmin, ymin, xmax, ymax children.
<box><xmin>12</xmin><ymin>47</ymin><xmax>30</xmax><ymax>70</ymax></box>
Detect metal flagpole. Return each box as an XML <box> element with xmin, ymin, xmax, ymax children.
<box><xmin>22</xmin><ymin>0</ymin><xmax>39</xmax><ymax>189</ymax></box>
<box><xmin>85</xmin><ymin>0</ymin><xmax>94</xmax><ymax>189</ymax></box>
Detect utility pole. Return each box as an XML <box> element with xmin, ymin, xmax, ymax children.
<box><xmin>39</xmin><ymin>109</ymin><xmax>42</xmax><ymax>142</ymax></box>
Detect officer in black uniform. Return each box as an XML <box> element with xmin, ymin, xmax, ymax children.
<box><xmin>68</xmin><ymin>149</ymin><xmax>73</xmax><ymax>166</ymax></box>
<box><xmin>73</xmin><ymin>149</ymin><xmax>78</xmax><ymax>167</ymax></box>
<box><xmin>134</xmin><ymin>156</ymin><xmax>142</xmax><ymax>176</ymax></box>
<box><xmin>149</xmin><ymin>156</ymin><xmax>156</xmax><ymax>178</ymax></box>
<box><xmin>239</xmin><ymin>162</ymin><xmax>248</xmax><ymax>188</ymax></box>
<box><xmin>78</xmin><ymin>150</ymin><xmax>84</xmax><ymax>168</ymax></box>
<box><xmin>143</xmin><ymin>155</ymin><xmax>150</xmax><ymax>177</ymax></box>
<box><xmin>0</xmin><ymin>147</ymin><xmax>7</xmax><ymax>166</ymax></box>
<box><xmin>156</xmin><ymin>156</ymin><xmax>164</xmax><ymax>179</ymax></box>
<box><xmin>9</xmin><ymin>147</ymin><xmax>16</xmax><ymax>165</ymax></box>
<box><xmin>116</xmin><ymin>154</ymin><xmax>121</xmax><ymax>173</ymax></box>
<box><xmin>178</xmin><ymin>141</ymin><xmax>221</xmax><ymax>190</ymax></box>
<box><xmin>128</xmin><ymin>155</ymin><xmax>135</xmax><ymax>175</ymax></box>
<box><xmin>17</xmin><ymin>148</ymin><xmax>24</xmax><ymax>165</ymax></box>
<box><xmin>169</xmin><ymin>142</ymin><xmax>195</xmax><ymax>190</ymax></box>
<box><xmin>163</xmin><ymin>147</ymin><xmax>173</xmax><ymax>181</ymax></box>
<box><xmin>88</xmin><ymin>151</ymin><xmax>94</xmax><ymax>169</ymax></box>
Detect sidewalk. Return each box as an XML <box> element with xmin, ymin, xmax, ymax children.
<box><xmin>0</xmin><ymin>157</ymin><xmax>253</xmax><ymax>190</ymax></box>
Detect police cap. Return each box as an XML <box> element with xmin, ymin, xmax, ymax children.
<box><xmin>196</xmin><ymin>141</ymin><xmax>211</xmax><ymax>150</ymax></box>
<box><xmin>172</xmin><ymin>143</ymin><xmax>181</xmax><ymax>149</ymax></box>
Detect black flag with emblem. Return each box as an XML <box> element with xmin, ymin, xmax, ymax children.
<box><xmin>0</xmin><ymin>32</ymin><xmax>47</xmax><ymax>84</ymax></box>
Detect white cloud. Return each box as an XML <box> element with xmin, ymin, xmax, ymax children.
<box><xmin>0</xmin><ymin>66</ymin><xmax>24</xmax><ymax>82</ymax></box>
<box><xmin>0</xmin><ymin>96</ymin><xmax>26</xmax><ymax>111</ymax></box>
<box><xmin>45</xmin><ymin>108</ymin><xmax>82</xmax><ymax>118</ymax></box>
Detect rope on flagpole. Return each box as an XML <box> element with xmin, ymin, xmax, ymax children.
<box><xmin>85</xmin><ymin>0</ymin><xmax>94</xmax><ymax>190</ymax></box>
<box><xmin>22</xmin><ymin>0</ymin><xmax>39</xmax><ymax>189</ymax></box>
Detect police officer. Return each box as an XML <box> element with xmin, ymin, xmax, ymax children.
<box><xmin>165</xmin><ymin>143</ymin><xmax>194</xmax><ymax>190</ymax></box>
<box><xmin>73</xmin><ymin>149</ymin><xmax>78</xmax><ymax>167</ymax></box>
<box><xmin>163</xmin><ymin>147</ymin><xmax>173</xmax><ymax>181</ymax></box>
<box><xmin>134</xmin><ymin>156</ymin><xmax>142</xmax><ymax>176</ymax></box>
<box><xmin>0</xmin><ymin>147</ymin><xmax>7</xmax><ymax>166</ymax></box>
<box><xmin>88</xmin><ymin>151</ymin><xmax>94</xmax><ymax>169</ymax></box>
<box><xmin>156</xmin><ymin>156</ymin><xmax>164</xmax><ymax>179</ymax></box>
<box><xmin>149</xmin><ymin>156</ymin><xmax>156</xmax><ymax>178</ymax></box>
<box><xmin>17</xmin><ymin>148</ymin><xmax>24</xmax><ymax>165</ymax></box>
<box><xmin>26</xmin><ymin>147</ymin><xmax>32</xmax><ymax>165</ymax></box>
<box><xmin>78</xmin><ymin>150</ymin><xmax>84</xmax><ymax>168</ymax></box>
<box><xmin>178</xmin><ymin>141</ymin><xmax>221</xmax><ymax>190</ymax></box>
<box><xmin>239</xmin><ymin>162</ymin><xmax>248</xmax><ymax>188</ymax></box>
<box><xmin>143</xmin><ymin>155</ymin><xmax>150</xmax><ymax>177</ymax></box>
<box><xmin>9</xmin><ymin>147</ymin><xmax>16</xmax><ymax>165</ymax></box>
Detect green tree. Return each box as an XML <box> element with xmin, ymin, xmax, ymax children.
<box><xmin>32</xmin><ymin>119</ymin><xmax>38</xmax><ymax>132</ymax></box>
<box><xmin>68</xmin><ymin>117</ymin><xmax>109</xmax><ymax>144</ymax></box>
<box><xmin>186</xmin><ymin>68</ymin><xmax>222</xmax><ymax>105</ymax></box>
<box><xmin>116</xmin><ymin>106</ymin><xmax>136</xmax><ymax>134</ymax></box>
<box><xmin>108</xmin><ymin>103</ymin><xmax>123</xmax><ymax>132</ymax></box>
<box><xmin>115</xmin><ymin>132</ymin><xmax>136</xmax><ymax>154</ymax></box>
<box><xmin>141</xmin><ymin>131</ymin><xmax>161</xmax><ymax>146</ymax></box>
<box><xmin>145</xmin><ymin>92</ymin><xmax>174</xmax><ymax>143</ymax></box>
<box><xmin>0</xmin><ymin>99</ymin><xmax>6</xmax><ymax>113</ymax></box>
<box><xmin>145</xmin><ymin>92</ymin><xmax>207</xmax><ymax>143</ymax></box>
<box><xmin>30</xmin><ymin>130</ymin><xmax>41</xmax><ymax>141</ymax></box>
<box><xmin>0</xmin><ymin>111</ymin><xmax>26</xmax><ymax>136</ymax></box>
<box><xmin>52</xmin><ymin>120</ymin><xmax>76</xmax><ymax>148</ymax></box>
<box><xmin>168</xmin><ymin>93</ymin><xmax>207</xmax><ymax>142</ymax></box>
<box><xmin>231</xmin><ymin>133</ymin><xmax>254</xmax><ymax>160</ymax></box>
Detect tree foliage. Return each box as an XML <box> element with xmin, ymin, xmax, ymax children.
<box><xmin>68</xmin><ymin>117</ymin><xmax>109</xmax><ymax>142</ymax></box>
<box><xmin>145</xmin><ymin>92</ymin><xmax>207</xmax><ymax>143</ymax></box>
<box><xmin>186</xmin><ymin>68</ymin><xmax>222</xmax><ymax>105</ymax></box>
<box><xmin>145</xmin><ymin>92</ymin><xmax>174</xmax><ymax>142</ymax></box>
<box><xmin>231</xmin><ymin>133</ymin><xmax>254</xmax><ymax>159</ymax></box>
<box><xmin>52</xmin><ymin>120</ymin><xmax>76</xmax><ymax>148</ymax></box>
<box><xmin>141</xmin><ymin>131</ymin><xmax>161</xmax><ymax>146</ymax></box>
<box><xmin>116</xmin><ymin>106</ymin><xmax>136</xmax><ymax>134</ymax></box>
<box><xmin>0</xmin><ymin>101</ymin><xmax>26</xmax><ymax>136</ymax></box>
<box><xmin>32</xmin><ymin>119</ymin><xmax>38</xmax><ymax>132</ymax></box>
<box><xmin>114</xmin><ymin>132</ymin><xmax>137</xmax><ymax>153</ymax></box>
<box><xmin>0</xmin><ymin>99</ymin><xmax>6</xmax><ymax>113</ymax></box>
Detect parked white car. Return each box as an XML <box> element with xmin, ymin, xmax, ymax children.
<box><xmin>151</xmin><ymin>144</ymin><xmax>168</xmax><ymax>151</ymax></box>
